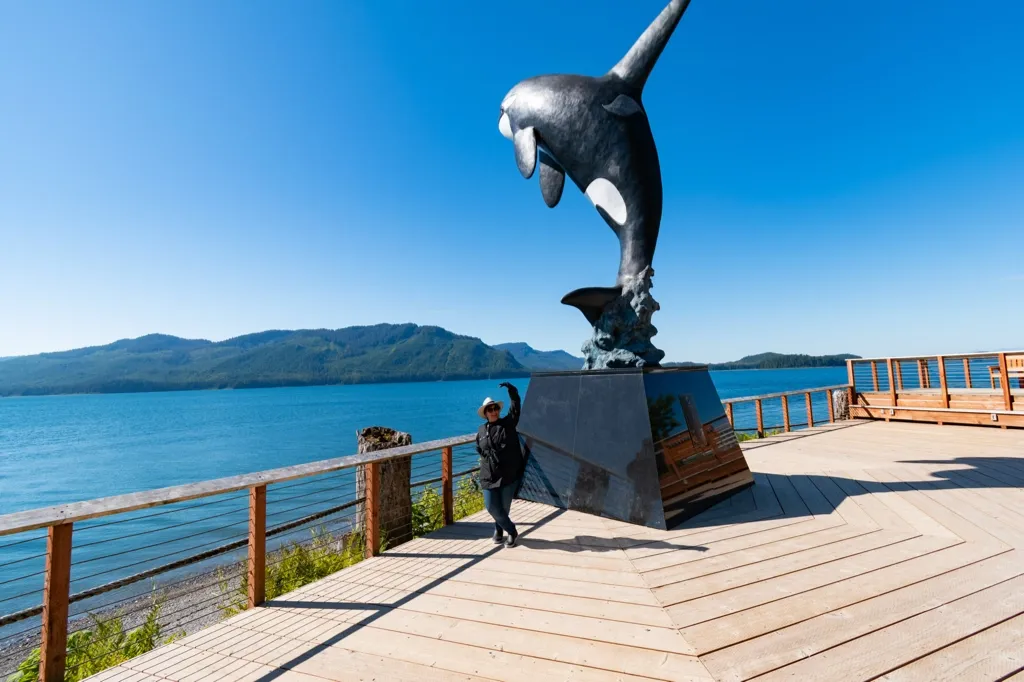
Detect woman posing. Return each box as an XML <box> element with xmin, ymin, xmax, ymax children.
<box><xmin>475</xmin><ymin>382</ymin><xmax>525</xmax><ymax>547</ymax></box>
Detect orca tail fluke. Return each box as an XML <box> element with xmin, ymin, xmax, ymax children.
<box><xmin>561</xmin><ymin>286</ymin><xmax>623</xmax><ymax>325</ymax></box>
<box><xmin>609</xmin><ymin>0</ymin><xmax>691</xmax><ymax>92</ymax></box>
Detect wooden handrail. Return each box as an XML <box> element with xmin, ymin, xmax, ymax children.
<box><xmin>0</xmin><ymin>434</ymin><xmax>476</xmax><ymax>538</ymax></box>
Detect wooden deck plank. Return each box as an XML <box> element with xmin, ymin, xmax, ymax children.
<box><xmin>644</xmin><ymin>522</ymin><xmax>886</xmax><ymax>590</ymax></box>
<box><xmin>870</xmin><ymin>467</ymin><xmax>1007</xmax><ymax>546</ymax></box>
<box><xmin>667</xmin><ymin>534</ymin><xmax>959</xmax><ymax>626</ymax></box>
<box><xmin>826</xmin><ymin>471</ymin><xmax>916</xmax><ymax>532</ymax></box>
<box><xmin>753</xmin><ymin>574</ymin><xmax>1024</xmax><ymax>681</ymax></box>
<box><xmin>763</xmin><ymin>472</ymin><xmax>812</xmax><ymax>517</ymax></box>
<box><xmin>848</xmin><ymin>469</ymin><xmax>962</xmax><ymax>539</ymax></box>
<box><xmin>331</xmin><ymin>564</ymin><xmax>675</xmax><ymax>626</ymax></box>
<box><xmin>805</xmin><ymin>473</ymin><xmax>880</xmax><ymax>528</ymax></box>
<box><xmin>701</xmin><ymin>551</ymin><xmax>1023</xmax><ymax>680</ymax></box>
<box><xmin>886</xmin><ymin>465</ymin><xmax>1024</xmax><ymax>547</ymax></box>
<box><xmin>682</xmin><ymin>542</ymin><xmax>1004</xmax><ymax>655</ymax></box>
<box><xmin>876</xmin><ymin>613</ymin><xmax>1024</xmax><ymax>681</ymax></box>
<box><xmin>637</xmin><ymin>517</ymin><xmax>841</xmax><ymax>586</ymax></box>
<box><xmin>656</xmin><ymin>530</ymin><xmax>918</xmax><ymax>606</ymax></box>
<box><xmin>625</xmin><ymin>516</ymin><xmax>815</xmax><ymax>566</ymax></box>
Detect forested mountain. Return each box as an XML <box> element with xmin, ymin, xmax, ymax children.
<box><xmin>0</xmin><ymin>325</ymin><xmax>527</xmax><ymax>396</ymax></box>
<box><xmin>667</xmin><ymin>352</ymin><xmax>859</xmax><ymax>370</ymax></box>
<box><xmin>494</xmin><ymin>343</ymin><xmax>584</xmax><ymax>371</ymax></box>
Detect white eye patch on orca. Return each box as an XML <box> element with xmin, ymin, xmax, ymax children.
<box><xmin>498</xmin><ymin>112</ymin><xmax>513</xmax><ymax>140</ymax></box>
<box><xmin>585</xmin><ymin>178</ymin><xmax>628</xmax><ymax>225</ymax></box>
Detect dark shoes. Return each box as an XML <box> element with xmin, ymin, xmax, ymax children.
<box><xmin>504</xmin><ymin>532</ymin><xmax>518</xmax><ymax>548</ymax></box>
<box><xmin>492</xmin><ymin>530</ymin><xmax>504</xmax><ymax>545</ymax></box>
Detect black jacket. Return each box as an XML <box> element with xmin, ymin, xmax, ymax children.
<box><xmin>476</xmin><ymin>386</ymin><xmax>524</xmax><ymax>490</ymax></box>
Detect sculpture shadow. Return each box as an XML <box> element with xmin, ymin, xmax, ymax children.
<box><xmin>518</xmin><ymin>535</ymin><xmax>707</xmax><ymax>554</ymax></box>
<box><xmin>420</xmin><ymin>520</ymin><xmax>709</xmax><ymax>554</ymax></box>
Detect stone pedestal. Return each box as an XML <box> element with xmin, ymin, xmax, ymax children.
<box><xmin>516</xmin><ymin>366</ymin><xmax>754</xmax><ymax>529</ymax></box>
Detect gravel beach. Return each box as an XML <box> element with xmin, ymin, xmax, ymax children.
<box><xmin>0</xmin><ymin>570</ymin><xmax>240</xmax><ymax>678</ymax></box>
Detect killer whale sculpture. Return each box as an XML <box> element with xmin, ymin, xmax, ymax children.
<box><xmin>498</xmin><ymin>0</ymin><xmax>691</xmax><ymax>368</ymax></box>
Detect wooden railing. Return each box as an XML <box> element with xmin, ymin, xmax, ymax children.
<box><xmin>0</xmin><ymin>434</ymin><xmax>476</xmax><ymax>682</ymax></box>
<box><xmin>848</xmin><ymin>351</ymin><xmax>1024</xmax><ymax>429</ymax></box>
<box><xmin>723</xmin><ymin>384</ymin><xmax>850</xmax><ymax>438</ymax></box>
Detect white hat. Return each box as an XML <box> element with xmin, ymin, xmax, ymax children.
<box><xmin>477</xmin><ymin>397</ymin><xmax>504</xmax><ymax>419</ymax></box>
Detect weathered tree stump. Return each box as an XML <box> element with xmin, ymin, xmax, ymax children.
<box><xmin>833</xmin><ymin>390</ymin><xmax>850</xmax><ymax>421</ymax></box>
<box><xmin>356</xmin><ymin>426</ymin><xmax>413</xmax><ymax>548</ymax></box>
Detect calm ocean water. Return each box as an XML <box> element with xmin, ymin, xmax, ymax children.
<box><xmin>0</xmin><ymin>367</ymin><xmax>845</xmax><ymax>621</ymax></box>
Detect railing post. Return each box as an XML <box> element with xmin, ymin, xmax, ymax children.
<box><xmin>247</xmin><ymin>485</ymin><xmax>266</xmax><ymax>608</ymax></box>
<box><xmin>887</xmin><ymin>358</ymin><xmax>897</xmax><ymax>407</ymax></box>
<box><xmin>805</xmin><ymin>392</ymin><xmax>814</xmax><ymax>428</ymax></box>
<box><xmin>755</xmin><ymin>399</ymin><xmax>764</xmax><ymax>438</ymax></box>
<box><xmin>846</xmin><ymin>360</ymin><xmax>856</xmax><ymax>405</ymax></box>
<box><xmin>894</xmin><ymin>360</ymin><xmax>903</xmax><ymax>390</ymax></box>
<box><xmin>917</xmin><ymin>359</ymin><xmax>927</xmax><ymax>389</ymax></box>
<box><xmin>937</xmin><ymin>355</ymin><xmax>949</xmax><ymax>411</ymax></box>
<box><xmin>871</xmin><ymin>361</ymin><xmax>879</xmax><ymax>392</ymax></box>
<box><xmin>365</xmin><ymin>461</ymin><xmax>381</xmax><ymax>557</ymax></box>
<box><xmin>725</xmin><ymin>402</ymin><xmax>733</xmax><ymax>427</ymax></box>
<box><xmin>963</xmin><ymin>358</ymin><xmax>972</xmax><ymax>389</ymax></box>
<box><xmin>442</xmin><ymin>446</ymin><xmax>454</xmax><ymax>526</ymax></box>
<box><xmin>781</xmin><ymin>395</ymin><xmax>791</xmax><ymax>432</ymax></box>
<box><xmin>40</xmin><ymin>523</ymin><xmax>73</xmax><ymax>682</ymax></box>
<box><xmin>827</xmin><ymin>389</ymin><xmax>835</xmax><ymax>423</ymax></box>
<box><xmin>998</xmin><ymin>352</ymin><xmax>1012</xmax><ymax>413</ymax></box>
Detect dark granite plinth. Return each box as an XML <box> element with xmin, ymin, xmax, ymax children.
<box><xmin>516</xmin><ymin>366</ymin><xmax>754</xmax><ymax>530</ymax></box>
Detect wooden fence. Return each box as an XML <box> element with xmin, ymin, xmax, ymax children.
<box><xmin>0</xmin><ymin>434</ymin><xmax>476</xmax><ymax>682</ymax></box>
<box><xmin>847</xmin><ymin>351</ymin><xmax>1024</xmax><ymax>429</ymax></box>
<box><xmin>722</xmin><ymin>384</ymin><xmax>849</xmax><ymax>438</ymax></box>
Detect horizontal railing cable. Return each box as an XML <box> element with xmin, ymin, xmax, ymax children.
<box><xmin>0</xmin><ymin>496</ymin><xmax>364</xmax><ymax>628</ymax></box>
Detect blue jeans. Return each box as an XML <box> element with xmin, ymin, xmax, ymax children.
<box><xmin>483</xmin><ymin>480</ymin><xmax>518</xmax><ymax>537</ymax></box>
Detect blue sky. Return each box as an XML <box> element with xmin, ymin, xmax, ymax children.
<box><xmin>1</xmin><ymin>0</ymin><xmax>1021</xmax><ymax>362</ymax></box>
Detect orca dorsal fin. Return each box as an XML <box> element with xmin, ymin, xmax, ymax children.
<box><xmin>609</xmin><ymin>0</ymin><xmax>691</xmax><ymax>92</ymax></box>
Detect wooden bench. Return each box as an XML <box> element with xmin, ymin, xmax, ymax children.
<box><xmin>990</xmin><ymin>353</ymin><xmax>1024</xmax><ymax>389</ymax></box>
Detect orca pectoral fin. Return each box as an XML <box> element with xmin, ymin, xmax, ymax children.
<box><xmin>538</xmin><ymin>151</ymin><xmax>565</xmax><ymax>208</ymax></box>
<box><xmin>514</xmin><ymin>127</ymin><xmax>537</xmax><ymax>179</ymax></box>
<box><xmin>603</xmin><ymin>94</ymin><xmax>643</xmax><ymax>117</ymax></box>
<box><xmin>561</xmin><ymin>286</ymin><xmax>623</xmax><ymax>325</ymax></box>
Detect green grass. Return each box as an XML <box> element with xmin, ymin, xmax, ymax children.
<box><xmin>11</xmin><ymin>476</ymin><xmax>485</xmax><ymax>681</ymax></box>
<box><xmin>7</xmin><ymin>598</ymin><xmax>182</xmax><ymax>682</ymax></box>
<box><xmin>736</xmin><ymin>428</ymin><xmax>783</xmax><ymax>442</ymax></box>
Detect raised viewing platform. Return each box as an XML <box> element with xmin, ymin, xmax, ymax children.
<box><xmin>78</xmin><ymin>420</ymin><xmax>1024</xmax><ymax>681</ymax></box>
<box><xmin>2</xmin><ymin>367</ymin><xmax>1022</xmax><ymax>682</ymax></box>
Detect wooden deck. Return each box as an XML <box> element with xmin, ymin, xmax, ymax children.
<box><xmin>88</xmin><ymin>421</ymin><xmax>1024</xmax><ymax>681</ymax></box>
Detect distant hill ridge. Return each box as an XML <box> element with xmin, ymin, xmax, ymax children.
<box><xmin>0</xmin><ymin>328</ymin><xmax>861</xmax><ymax>397</ymax></box>
<box><xmin>0</xmin><ymin>325</ymin><xmax>528</xmax><ymax>397</ymax></box>
<box><xmin>667</xmin><ymin>352</ymin><xmax>860</xmax><ymax>370</ymax></box>
<box><xmin>494</xmin><ymin>343</ymin><xmax>584</xmax><ymax>371</ymax></box>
